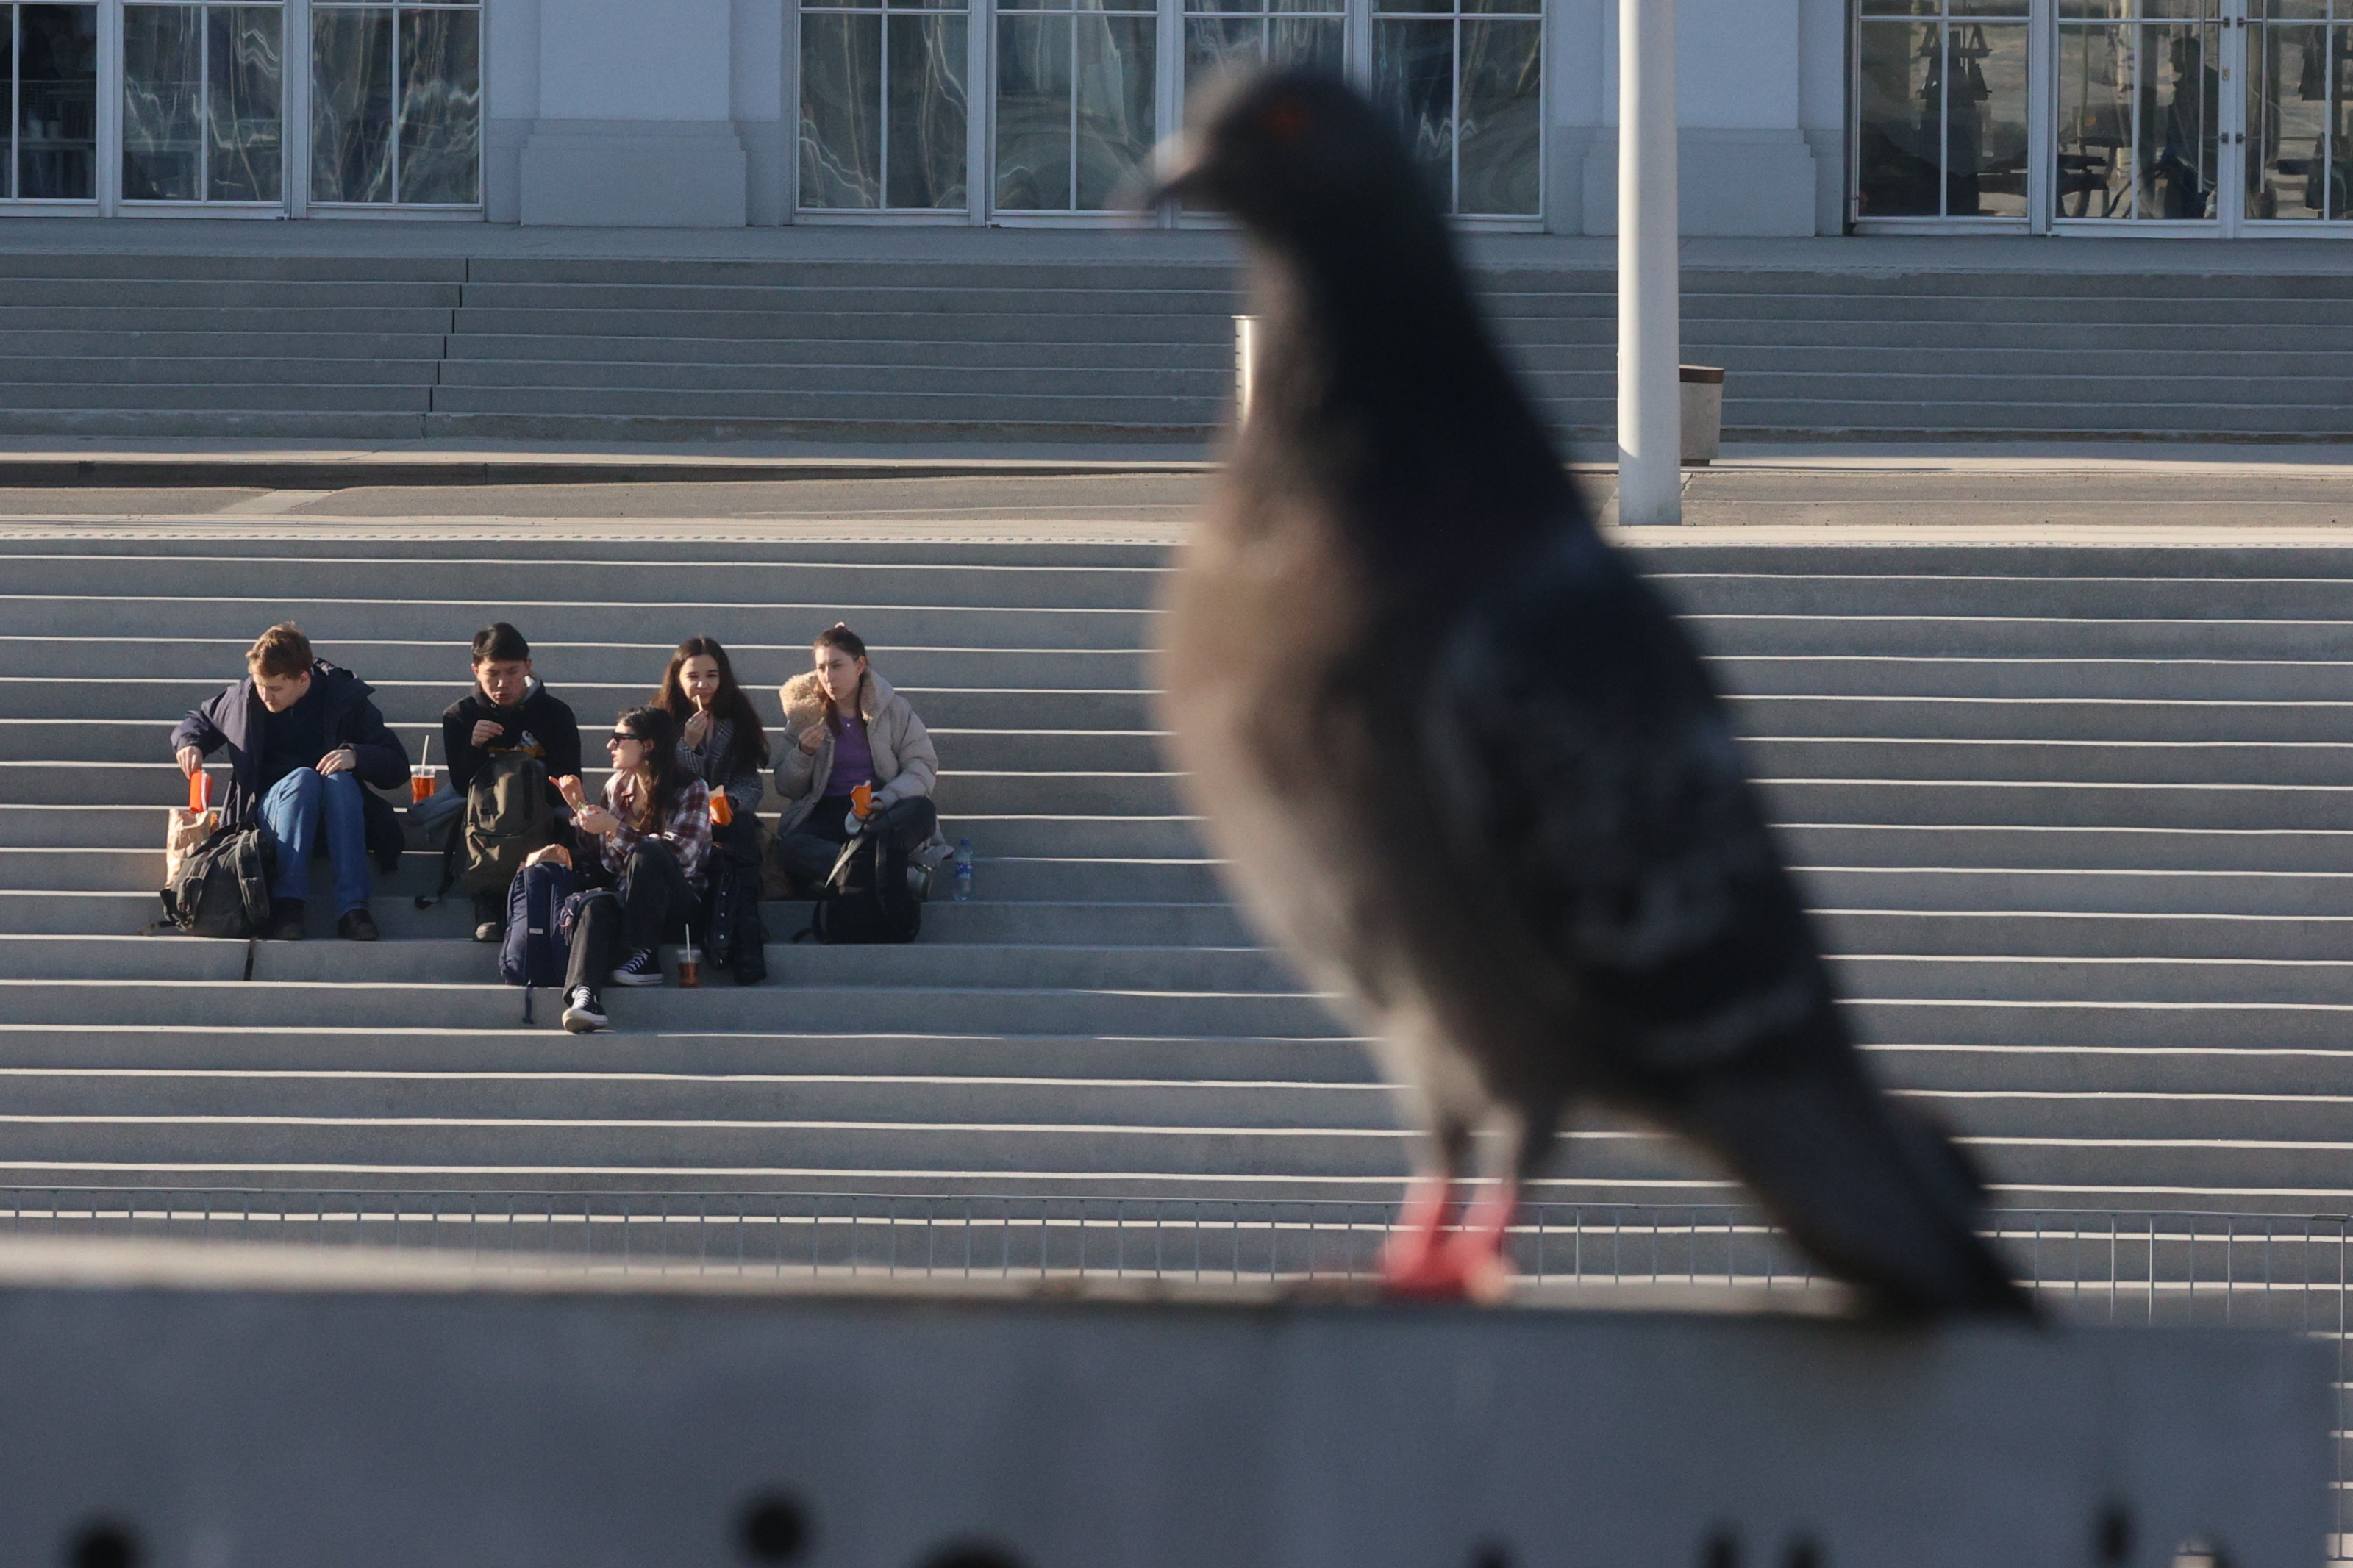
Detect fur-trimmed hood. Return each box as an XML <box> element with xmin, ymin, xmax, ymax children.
<box><xmin>773</xmin><ymin>667</ymin><xmax>938</xmax><ymax>834</ymax></box>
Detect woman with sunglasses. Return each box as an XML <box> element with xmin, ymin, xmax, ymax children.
<box><xmin>552</xmin><ymin>706</ymin><xmax>712</xmax><ymax>1033</ymax></box>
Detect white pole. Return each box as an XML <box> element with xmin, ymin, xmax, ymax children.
<box><xmin>1617</xmin><ymin>0</ymin><xmax>1681</xmax><ymax>526</ymax></box>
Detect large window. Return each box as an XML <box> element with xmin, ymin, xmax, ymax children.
<box><xmin>2247</xmin><ymin>3</ymin><xmax>2353</xmax><ymax>221</ymax></box>
<box><xmin>310</xmin><ymin>1</ymin><xmax>479</xmax><ymax>205</ymax></box>
<box><xmin>3</xmin><ymin>3</ymin><xmax>97</xmax><ymax>200</ymax></box>
<box><xmin>1855</xmin><ymin>0</ymin><xmax>2029</xmax><ymax>220</ymax></box>
<box><xmin>121</xmin><ymin>2</ymin><xmax>281</xmax><ymax>202</ymax></box>
<box><xmin>798</xmin><ymin>0</ymin><xmax>968</xmax><ymax>210</ymax></box>
<box><xmin>993</xmin><ymin>0</ymin><xmax>1157</xmax><ymax>212</ymax></box>
<box><xmin>2057</xmin><ymin>0</ymin><xmax>2220</xmax><ymax>221</ymax></box>
<box><xmin>1183</xmin><ymin>0</ymin><xmax>1342</xmax><ymax>111</ymax></box>
<box><xmin>1374</xmin><ymin>0</ymin><xmax>1541</xmax><ymax>217</ymax></box>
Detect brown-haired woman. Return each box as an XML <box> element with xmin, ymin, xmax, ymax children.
<box><xmin>656</xmin><ymin>636</ymin><xmax>770</xmax><ymax>983</ymax></box>
<box><xmin>774</xmin><ymin>623</ymin><xmax>943</xmax><ymax>892</ymax></box>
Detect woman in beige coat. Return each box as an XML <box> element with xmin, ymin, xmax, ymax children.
<box><xmin>773</xmin><ymin>623</ymin><xmax>943</xmax><ymax>892</ymax></box>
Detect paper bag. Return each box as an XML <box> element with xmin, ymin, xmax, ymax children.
<box><xmin>164</xmin><ymin>807</ymin><xmax>217</xmax><ymax>887</ymax></box>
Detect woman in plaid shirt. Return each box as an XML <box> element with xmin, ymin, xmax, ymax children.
<box><xmin>554</xmin><ymin>706</ymin><xmax>712</xmax><ymax>1031</ymax></box>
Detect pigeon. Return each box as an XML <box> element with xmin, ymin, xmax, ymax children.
<box><xmin>1148</xmin><ymin>69</ymin><xmax>2029</xmax><ymax>1316</ymax></box>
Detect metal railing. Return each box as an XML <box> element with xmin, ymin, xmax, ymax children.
<box><xmin>1</xmin><ymin>1189</ymin><xmax>2343</xmax><ymax>1539</ymax></box>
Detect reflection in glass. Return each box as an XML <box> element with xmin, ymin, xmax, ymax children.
<box><xmin>995</xmin><ymin>12</ymin><xmax>1071</xmax><ymax>208</ymax></box>
<box><xmin>1457</xmin><ymin>18</ymin><xmax>1538</xmax><ymax>214</ymax></box>
<box><xmin>2247</xmin><ymin>19</ymin><xmax>2352</xmax><ymax>219</ymax></box>
<box><xmin>2058</xmin><ymin>15</ymin><xmax>2220</xmax><ymax>219</ymax></box>
<box><xmin>800</xmin><ymin>12</ymin><xmax>882</xmax><ymax>207</ymax></box>
<box><xmin>312</xmin><ymin>2</ymin><xmax>478</xmax><ymax>204</ymax></box>
<box><xmin>1856</xmin><ymin>15</ymin><xmax>2026</xmax><ymax>219</ymax></box>
<box><xmin>1374</xmin><ymin>17</ymin><xmax>1454</xmax><ymax>201</ymax></box>
<box><xmin>1182</xmin><ymin>4</ymin><xmax>1340</xmax><ymax>118</ymax></box>
<box><xmin>1946</xmin><ymin>23</ymin><xmax>2027</xmax><ymax>215</ymax></box>
<box><xmin>123</xmin><ymin>6</ymin><xmax>204</xmax><ymax>199</ymax></box>
<box><xmin>207</xmin><ymin>7</ymin><xmax>282</xmax><ymax>201</ymax></box>
<box><xmin>311</xmin><ymin>6</ymin><xmax>392</xmax><ymax>201</ymax></box>
<box><xmin>1072</xmin><ymin>13</ymin><xmax>1152</xmax><ymax>209</ymax></box>
<box><xmin>1372</xmin><ymin>0</ymin><xmax>1541</xmax><ymax>217</ymax></box>
<box><xmin>13</xmin><ymin>4</ymin><xmax>99</xmax><ymax>199</ymax></box>
<box><xmin>799</xmin><ymin>0</ymin><xmax>965</xmax><ymax>210</ymax></box>
<box><xmin>397</xmin><ymin>7</ymin><xmax>477</xmax><ymax>202</ymax></box>
<box><xmin>1857</xmin><ymin>20</ymin><xmax>1938</xmax><ymax>214</ymax></box>
<box><xmin>883</xmin><ymin>12</ymin><xmax>965</xmax><ymax>208</ymax></box>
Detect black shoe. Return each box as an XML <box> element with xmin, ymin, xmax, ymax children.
<box><xmin>561</xmin><ymin>986</ymin><xmax>608</xmax><ymax>1034</ymax></box>
<box><xmin>610</xmin><ymin>948</ymin><xmax>663</xmax><ymax>987</ymax></box>
<box><xmin>338</xmin><ymin>909</ymin><xmax>380</xmax><ymax>942</ymax></box>
<box><xmin>267</xmin><ymin>898</ymin><xmax>307</xmax><ymax>942</ymax></box>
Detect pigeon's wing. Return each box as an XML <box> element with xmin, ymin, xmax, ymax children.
<box><xmin>1426</xmin><ymin>526</ymin><xmax>2030</xmax><ymax>1315</ymax></box>
<box><xmin>1424</xmin><ymin>525</ymin><xmax>1831</xmax><ymax>1081</ymax></box>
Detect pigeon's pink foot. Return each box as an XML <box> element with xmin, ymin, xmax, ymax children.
<box><xmin>1379</xmin><ymin>1177</ymin><xmax>1514</xmax><ymax>1303</ymax></box>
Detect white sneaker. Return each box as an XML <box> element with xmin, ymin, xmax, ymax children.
<box><xmin>561</xmin><ymin>987</ymin><xmax>607</xmax><ymax>1033</ymax></box>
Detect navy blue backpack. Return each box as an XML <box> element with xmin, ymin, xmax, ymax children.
<box><xmin>501</xmin><ymin>858</ymin><xmax>580</xmax><ymax>1023</ymax></box>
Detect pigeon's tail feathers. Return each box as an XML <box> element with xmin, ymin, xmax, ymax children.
<box><xmin>1678</xmin><ymin>1056</ymin><xmax>2035</xmax><ymax>1320</ymax></box>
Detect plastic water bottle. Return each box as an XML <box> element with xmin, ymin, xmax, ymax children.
<box><xmin>952</xmin><ymin>839</ymin><xmax>974</xmax><ymax>902</ymax></box>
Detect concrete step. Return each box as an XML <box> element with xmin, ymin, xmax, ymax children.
<box><xmin>0</xmin><ymin>554</ymin><xmax>1171</xmax><ymax>611</ymax></box>
<box><xmin>1710</xmin><ymin>658</ymin><xmax>2353</xmax><ymax>703</ymax></box>
<box><xmin>0</xmin><ymin>979</ymin><xmax>1349</xmax><ymax>1037</ymax></box>
<box><xmin>0</xmin><ymin>637</ymin><xmax>1154</xmax><ymax>690</ymax></box>
<box><xmin>0</xmin><ymin>598</ymin><xmax>1159</xmax><ymax>650</ymax></box>
<box><xmin>0</xmin><ymin>936</ymin><xmax>1302</xmax><ymax>991</ymax></box>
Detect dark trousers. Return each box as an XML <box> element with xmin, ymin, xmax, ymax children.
<box><xmin>565</xmin><ymin>839</ymin><xmax>696</xmax><ymax>991</ymax></box>
<box><xmin>777</xmin><ymin>796</ymin><xmax>938</xmax><ymax>889</ymax></box>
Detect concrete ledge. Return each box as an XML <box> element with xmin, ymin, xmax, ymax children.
<box><xmin>0</xmin><ymin>1235</ymin><xmax>2325</xmax><ymax>1568</ymax></box>
<box><xmin>0</xmin><ymin>454</ymin><xmax>1218</xmax><ymax>487</ymax></box>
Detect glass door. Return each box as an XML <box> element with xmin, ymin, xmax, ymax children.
<box><xmin>1855</xmin><ymin>0</ymin><xmax>2035</xmax><ymax>222</ymax></box>
<box><xmin>2244</xmin><ymin>1</ymin><xmax>2353</xmax><ymax>224</ymax></box>
<box><xmin>2054</xmin><ymin>0</ymin><xmax>2229</xmax><ymax>226</ymax></box>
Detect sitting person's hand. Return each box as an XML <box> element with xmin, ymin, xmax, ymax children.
<box><xmin>577</xmin><ymin>803</ymin><xmax>618</xmax><ymax>837</ymax></box>
<box><xmin>797</xmin><ymin>723</ymin><xmax>826</xmax><ymax>756</ymax></box>
<box><xmin>521</xmin><ymin>843</ymin><xmax>574</xmax><ymax>871</ymax></box>
<box><xmin>175</xmin><ymin>746</ymin><xmax>205</xmax><ymax>778</ymax></box>
<box><xmin>683</xmin><ymin>710</ymin><xmax>713</xmax><ymax>749</ymax></box>
<box><xmin>315</xmin><ymin>748</ymin><xmax>357</xmax><ymax>776</ymax></box>
<box><xmin>470</xmin><ymin>718</ymin><xmax>505</xmax><ymax>748</ymax></box>
<box><xmin>554</xmin><ymin>774</ymin><xmax>588</xmax><ymax>810</ymax></box>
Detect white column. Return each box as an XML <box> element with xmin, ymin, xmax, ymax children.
<box><xmin>1615</xmin><ymin>0</ymin><xmax>1681</xmax><ymax>526</ymax></box>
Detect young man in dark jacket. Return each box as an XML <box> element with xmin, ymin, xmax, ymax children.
<box><xmin>440</xmin><ymin>622</ymin><xmax>583</xmax><ymax>941</ymax></box>
<box><xmin>171</xmin><ymin>623</ymin><xmax>409</xmax><ymax>941</ymax></box>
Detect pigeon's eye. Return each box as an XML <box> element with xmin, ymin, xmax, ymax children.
<box><xmin>1260</xmin><ymin>99</ymin><xmax>1313</xmax><ymax>142</ymax></box>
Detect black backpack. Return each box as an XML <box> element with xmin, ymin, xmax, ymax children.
<box><xmin>158</xmin><ymin>823</ymin><xmax>276</xmax><ymax>939</ymax></box>
<box><xmin>800</xmin><ymin>826</ymin><xmax>921</xmax><ymax>945</ymax></box>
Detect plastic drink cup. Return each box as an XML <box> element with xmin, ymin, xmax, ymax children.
<box><xmin>186</xmin><ymin>770</ymin><xmax>210</xmax><ymax>813</ymax></box>
<box><xmin>710</xmin><ymin>790</ymin><xmax>733</xmax><ymax>827</ymax></box>
<box><xmin>676</xmin><ymin>943</ymin><xmax>702</xmax><ymax>988</ymax></box>
<box><xmin>851</xmin><ymin>781</ymin><xmax>874</xmax><ymax>819</ymax></box>
<box><xmin>410</xmin><ymin>766</ymin><xmax>436</xmax><ymax>803</ymax></box>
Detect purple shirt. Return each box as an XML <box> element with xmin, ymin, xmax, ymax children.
<box><xmin>824</xmin><ymin>714</ymin><xmax>875</xmax><ymax>800</ymax></box>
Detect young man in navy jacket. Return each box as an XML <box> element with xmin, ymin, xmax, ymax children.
<box><xmin>171</xmin><ymin>623</ymin><xmax>410</xmax><ymax>941</ymax></box>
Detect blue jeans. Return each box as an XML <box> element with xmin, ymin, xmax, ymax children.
<box><xmin>258</xmin><ymin>768</ymin><xmax>372</xmax><ymax>914</ymax></box>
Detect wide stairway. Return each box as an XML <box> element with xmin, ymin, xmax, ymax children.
<box><xmin>0</xmin><ymin>529</ymin><xmax>2346</xmax><ymax>1249</ymax></box>
<box><xmin>4</xmin><ymin>249</ymin><xmax>2353</xmax><ymax>443</ymax></box>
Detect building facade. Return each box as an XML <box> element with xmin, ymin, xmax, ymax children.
<box><xmin>0</xmin><ymin>1</ymin><xmax>2322</xmax><ymax>237</ymax></box>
